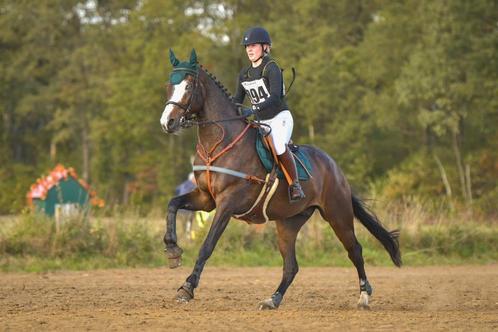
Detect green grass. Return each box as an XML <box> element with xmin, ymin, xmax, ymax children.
<box><xmin>0</xmin><ymin>207</ymin><xmax>497</xmax><ymax>272</ymax></box>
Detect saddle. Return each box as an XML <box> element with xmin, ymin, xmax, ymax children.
<box><xmin>255</xmin><ymin>133</ymin><xmax>312</xmax><ymax>181</ymax></box>
<box><xmin>233</xmin><ymin>133</ymin><xmax>312</xmax><ymax>223</ymax></box>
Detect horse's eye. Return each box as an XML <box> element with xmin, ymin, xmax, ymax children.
<box><xmin>186</xmin><ymin>83</ymin><xmax>193</xmax><ymax>90</ymax></box>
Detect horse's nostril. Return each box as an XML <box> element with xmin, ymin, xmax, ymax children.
<box><xmin>167</xmin><ymin>118</ymin><xmax>175</xmax><ymax>129</ymax></box>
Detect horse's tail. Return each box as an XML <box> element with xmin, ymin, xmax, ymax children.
<box><xmin>352</xmin><ymin>194</ymin><xmax>402</xmax><ymax>267</ymax></box>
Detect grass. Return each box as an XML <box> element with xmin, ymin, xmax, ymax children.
<box><xmin>0</xmin><ymin>200</ymin><xmax>497</xmax><ymax>272</ymax></box>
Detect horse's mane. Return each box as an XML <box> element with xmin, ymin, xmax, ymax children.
<box><xmin>200</xmin><ymin>65</ymin><xmax>235</xmax><ymax>104</ymax></box>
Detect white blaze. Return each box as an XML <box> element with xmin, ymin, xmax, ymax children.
<box><xmin>160</xmin><ymin>80</ymin><xmax>188</xmax><ymax>128</ymax></box>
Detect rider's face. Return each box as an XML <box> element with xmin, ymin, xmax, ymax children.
<box><xmin>245</xmin><ymin>43</ymin><xmax>265</xmax><ymax>63</ymax></box>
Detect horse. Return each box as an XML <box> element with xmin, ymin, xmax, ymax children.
<box><xmin>159</xmin><ymin>49</ymin><xmax>401</xmax><ymax>310</ymax></box>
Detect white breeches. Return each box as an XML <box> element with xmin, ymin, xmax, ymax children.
<box><xmin>259</xmin><ymin>110</ymin><xmax>293</xmax><ymax>155</ymax></box>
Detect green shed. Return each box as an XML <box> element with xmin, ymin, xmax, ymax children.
<box><xmin>27</xmin><ymin>164</ymin><xmax>104</xmax><ymax>217</ymax></box>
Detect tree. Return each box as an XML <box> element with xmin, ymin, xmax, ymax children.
<box><xmin>395</xmin><ymin>0</ymin><xmax>497</xmax><ymax>205</ymax></box>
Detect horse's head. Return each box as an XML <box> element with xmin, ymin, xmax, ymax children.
<box><xmin>160</xmin><ymin>49</ymin><xmax>203</xmax><ymax>133</ymax></box>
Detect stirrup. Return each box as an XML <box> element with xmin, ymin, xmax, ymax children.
<box><xmin>288</xmin><ymin>183</ymin><xmax>305</xmax><ymax>202</ymax></box>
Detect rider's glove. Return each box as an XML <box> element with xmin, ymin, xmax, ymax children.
<box><xmin>242</xmin><ymin>107</ymin><xmax>254</xmax><ymax>117</ymax></box>
<box><xmin>236</xmin><ymin>104</ymin><xmax>252</xmax><ymax>116</ymax></box>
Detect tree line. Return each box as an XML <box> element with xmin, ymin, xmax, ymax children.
<box><xmin>1</xmin><ymin>0</ymin><xmax>496</xmax><ymax>214</ymax></box>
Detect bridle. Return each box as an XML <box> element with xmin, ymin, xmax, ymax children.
<box><xmin>164</xmin><ymin>68</ymin><xmax>256</xmax><ymax>130</ymax></box>
<box><xmin>164</xmin><ymin>68</ymin><xmax>200</xmax><ymax>129</ymax></box>
<box><xmin>163</xmin><ymin>67</ymin><xmax>271</xmax><ymax>133</ymax></box>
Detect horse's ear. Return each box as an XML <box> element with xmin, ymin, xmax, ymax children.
<box><xmin>189</xmin><ymin>48</ymin><xmax>197</xmax><ymax>65</ymax></box>
<box><xmin>169</xmin><ymin>49</ymin><xmax>180</xmax><ymax>66</ymax></box>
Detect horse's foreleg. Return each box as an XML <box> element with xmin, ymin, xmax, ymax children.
<box><xmin>164</xmin><ymin>189</ymin><xmax>214</xmax><ymax>268</ymax></box>
<box><xmin>259</xmin><ymin>209</ymin><xmax>312</xmax><ymax>310</ymax></box>
<box><xmin>176</xmin><ymin>206</ymin><xmax>232</xmax><ymax>303</ymax></box>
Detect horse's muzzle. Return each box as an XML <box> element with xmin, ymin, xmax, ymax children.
<box><xmin>162</xmin><ymin>116</ymin><xmax>192</xmax><ymax>133</ymax></box>
<box><xmin>167</xmin><ymin>118</ymin><xmax>176</xmax><ymax>130</ymax></box>
<box><xmin>162</xmin><ymin>118</ymin><xmax>178</xmax><ymax>133</ymax></box>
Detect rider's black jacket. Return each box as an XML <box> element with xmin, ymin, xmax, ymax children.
<box><xmin>233</xmin><ymin>55</ymin><xmax>289</xmax><ymax>120</ymax></box>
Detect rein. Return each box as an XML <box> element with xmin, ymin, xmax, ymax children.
<box><xmin>185</xmin><ymin>114</ymin><xmax>249</xmax><ymax>127</ymax></box>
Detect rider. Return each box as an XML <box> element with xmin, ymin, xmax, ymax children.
<box><xmin>233</xmin><ymin>27</ymin><xmax>305</xmax><ymax>202</ymax></box>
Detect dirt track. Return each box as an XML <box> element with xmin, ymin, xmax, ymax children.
<box><xmin>1</xmin><ymin>265</ymin><xmax>497</xmax><ymax>331</ymax></box>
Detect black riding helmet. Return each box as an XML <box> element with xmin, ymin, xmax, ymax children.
<box><xmin>241</xmin><ymin>27</ymin><xmax>272</xmax><ymax>46</ymax></box>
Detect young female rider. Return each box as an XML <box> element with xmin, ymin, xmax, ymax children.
<box><xmin>233</xmin><ymin>27</ymin><xmax>305</xmax><ymax>202</ymax></box>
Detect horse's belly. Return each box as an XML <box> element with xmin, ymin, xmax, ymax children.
<box><xmin>232</xmin><ymin>214</ymin><xmax>267</xmax><ymax>224</ymax></box>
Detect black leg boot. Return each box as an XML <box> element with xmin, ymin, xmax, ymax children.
<box><xmin>278</xmin><ymin>147</ymin><xmax>305</xmax><ymax>202</ymax></box>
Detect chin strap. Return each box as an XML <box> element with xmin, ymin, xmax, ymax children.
<box><xmin>251</xmin><ymin>44</ymin><xmax>269</xmax><ymax>64</ymax></box>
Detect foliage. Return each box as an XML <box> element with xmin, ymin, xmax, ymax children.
<box><xmin>0</xmin><ymin>206</ymin><xmax>497</xmax><ymax>272</ymax></box>
<box><xmin>0</xmin><ymin>0</ymin><xmax>496</xmax><ymax>214</ymax></box>
<box><xmin>0</xmin><ymin>212</ymin><xmax>164</xmax><ymax>271</ymax></box>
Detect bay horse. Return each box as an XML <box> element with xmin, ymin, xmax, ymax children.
<box><xmin>160</xmin><ymin>49</ymin><xmax>401</xmax><ymax>310</ymax></box>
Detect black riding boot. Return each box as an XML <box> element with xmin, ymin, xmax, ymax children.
<box><xmin>278</xmin><ymin>147</ymin><xmax>305</xmax><ymax>202</ymax></box>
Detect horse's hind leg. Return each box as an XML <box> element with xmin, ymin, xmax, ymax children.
<box><xmin>320</xmin><ymin>205</ymin><xmax>372</xmax><ymax>309</ymax></box>
<box><xmin>259</xmin><ymin>207</ymin><xmax>314</xmax><ymax>310</ymax></box>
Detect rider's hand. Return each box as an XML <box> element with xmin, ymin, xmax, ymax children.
<box><xmin>241</xmin><ymin>107</ymin><xmax>254</xmax><ymax>118</ymax></box>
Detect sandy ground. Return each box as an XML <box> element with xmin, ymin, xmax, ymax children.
<box><xmin>1</xmin><ymin>265</ymin><xmax>497</xmax><ymax>331</ymax></box>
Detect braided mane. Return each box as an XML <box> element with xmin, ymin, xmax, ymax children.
<box><xmin>200</xmin><ymin>65</ymin><xmax>235</xmax><ymax>103</ymax></box>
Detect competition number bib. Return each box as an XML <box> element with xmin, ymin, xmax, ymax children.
<box><xmin>241</xmin><ymin>79</ymin><xmax>270</xmax><ymax>105</ymax></box>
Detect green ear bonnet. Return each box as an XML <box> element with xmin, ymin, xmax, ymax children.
<box><xmin>169</xmin><ymin>48</ymin><xmax>198</xmax><ymax>85</ymax></box>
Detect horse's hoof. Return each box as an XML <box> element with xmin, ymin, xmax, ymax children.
<box><xmin>175</xmin><ymin>283</ymin><xmax>194</xmax><ymax>303</ymax></box>
<box><xmin>258</xmin><ymin>298</ymin><xmax>278</xmax><ymax>310</ymax></box>
<box><xmin>168</xmin><ymin>256</ymin><xmax>182</xmax><ymax>269</ymax></box>
<box><xmin>175</xmin><ymin>290</ymin><xmax>191</xmax><ymax>303</ymax></box>
<box><xmin>165</xmin><ymin>246</ymin><xmax>183</xmax><ymax>269</ymax></box>
<box><xmin>357</xmin><ymin>291</ymin><xmax>370</xmax><ymax>310</ymax></box>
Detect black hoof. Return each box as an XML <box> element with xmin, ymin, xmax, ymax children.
<box><xmin>176</xmin><ymin>282</ymin><xmax>194</xmax><ymax>303</ymax></box>
<box><xmin>165</xmin><ymin>246</ymin><xmax>183</xmax><ymax>269</ymax></box>
<box><xmin>168</xmin><ymin>256</ymin><xmax>182</xmax><ymax>269</ymax></box>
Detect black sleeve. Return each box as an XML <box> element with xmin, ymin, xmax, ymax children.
<box><xmin>232</xmin><ymin>71</ymin><xmax>246</xmax><ymax>104</ymax></box>
<box><xmin>256</xmin><ymin>62</ymin><xmax>282</xmax><ymax>112</ymax></box>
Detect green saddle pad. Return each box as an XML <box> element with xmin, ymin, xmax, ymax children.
<box><xmin>255</xmin><ymin>134</ymin><xmax>312</xmax><ymax>181</ymax></box>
